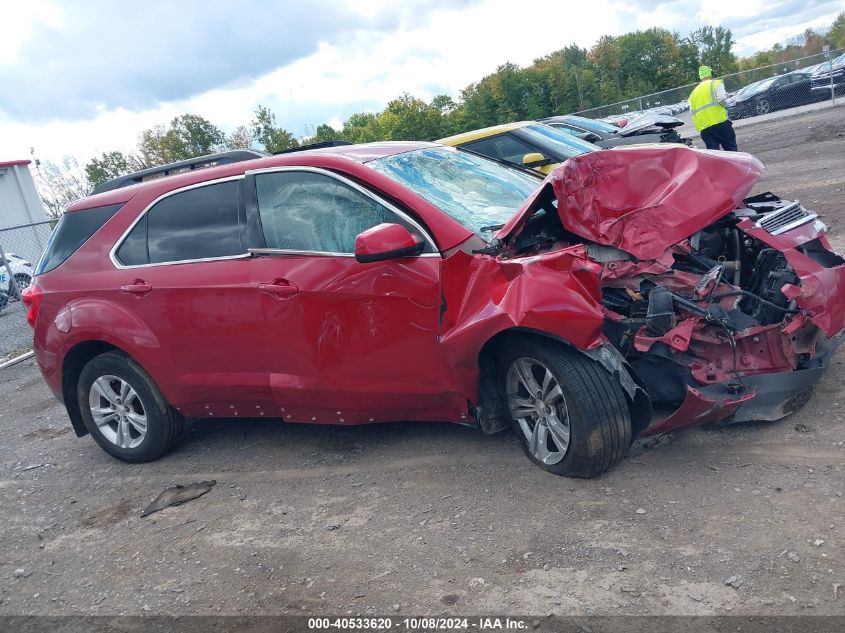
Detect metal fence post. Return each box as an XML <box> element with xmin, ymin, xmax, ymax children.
<box><xmin>0</xmin><ymin>238</ymin><xmax>22</xmax><ymax>301</ymax></box>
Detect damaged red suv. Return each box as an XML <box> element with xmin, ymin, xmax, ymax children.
<box><xmin>24</xmin><ymin>143</ymin><xmax>845</xmax><ymax>478</ymax></box>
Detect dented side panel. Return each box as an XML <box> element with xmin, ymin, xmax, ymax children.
<box><xmin>438</xmin><ymin>247</ymin><xmax>607</xmax><ymax>401</ymax></box>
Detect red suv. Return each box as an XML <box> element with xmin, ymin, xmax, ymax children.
<box><xmin>24</xmin><ymin>143</ymin><xmax>845</xmax><ymax>478</ymax></box>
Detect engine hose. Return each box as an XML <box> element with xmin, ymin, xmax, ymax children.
<box><xmin>731</xmin><ymin>228</ymin><xmax>741</xmax><ymax>286</ymax></box>
<box><xmin>708</xmin><ymin>290</ymin><xmax>800</xmax><ymax>314</ymax></box>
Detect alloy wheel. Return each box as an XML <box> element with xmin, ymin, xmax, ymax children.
<box><xmin>505</xmin><ymin>357</ymin><xmax>571</xmax><ymax>465</ymax></box>
<box><xmin>755</xmin><ymin>99</ymin><xmax>770</xmax><ymax>115</ymax></box>
<box><xmin>88</xmin><ymin>375</ymin><xmax>148</xmax><ymax>449</ymax></box>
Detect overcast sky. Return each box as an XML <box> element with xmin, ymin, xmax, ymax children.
<box><xmin>1</xmin><ymin>0</ymin><xmax>841</xmax><ymax>165</ymax></box>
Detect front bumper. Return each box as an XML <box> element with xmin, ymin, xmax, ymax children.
<box><xmin>641</xmin><ymin>334</ymin><xmax>842</xmax><ymax>436</ymax></box>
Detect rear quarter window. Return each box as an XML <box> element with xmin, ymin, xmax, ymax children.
<box><xmin>35</xmin><ymin>203</ymin><xmax>123</xmax><ymax>275</ymax></box>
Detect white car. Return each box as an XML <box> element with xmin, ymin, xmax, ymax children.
<box><xmin>0</xmin><ymin>252</ymin><xmax>34</xmax><ymax>298</ymax></box>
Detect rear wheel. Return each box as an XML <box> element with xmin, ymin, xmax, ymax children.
<box><xmin>77</xmin><ymin>351</ymin><xmax>182</xmax><ymax>462</ymax></box>
<box><xmin>498</xmin><ymin>339</ymin><xmax>631</xmax><ymax>478</ymax></box>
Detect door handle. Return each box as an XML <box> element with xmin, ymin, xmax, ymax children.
<box><xmin>258</xmin><ymin>279</ymin><xmax>299</xmax><ymax>299</ymax></box>
<box><xmin>119</xmin><ymin>280</ymin><xmax>152</xmax><ymax>296</ymax></box>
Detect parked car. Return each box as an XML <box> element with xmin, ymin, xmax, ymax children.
<box><xmin>540</xmin><ymin>114</ymin><xmax>692</xmax><ymax>147</ymax></box>
<box><xmin>437</xmin><ymin>121</ymin><xmax>599</xmax><ymax>174</ymax></box>
<box><xmin>0</xmin><ymin>252</ymin><xmax>33</xmax><ymax>298</ymax></box>
<box><xmin>810</xmin><ymin>51</ymin><xmax>845</xmax><ymax>95</ymax></box>
<box><xmin>727</xmin><ymin>72</ymin><xmax>829</xmax><ymax>118</ymax></box>
<box><xmin>23</xmin><ymin>144</ymin><xmax>845</xmax><ymax>478</ymax></box>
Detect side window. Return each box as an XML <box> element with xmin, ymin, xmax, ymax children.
<box><xmin>115</xmin><ymin>215</ymin><xmax>147</xmax><ymax>265</ymax></box>
<box><xmin>463</xmin><ymin>134</ymin><xmax>537</xmax><ymax>164</ymax></box>
<box><xmin>115</xmin><ymin>180</ymin><xmax>243</xmax><ymax>265</ymax></box>
<box><xmin>254</xmin><ymin>171</ymin><xmax>431</xmax><ymax>254</ymax></box>
<box><xmin>561</xmin><ymin>125</ymin><xmax>585</xmax><ymax>136</ymax></box>
<box><xmin>37</xmin><ymin>203</ymin><xmax>123</xmax><ymax>274</ymax></box>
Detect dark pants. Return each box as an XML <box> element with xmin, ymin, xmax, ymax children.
<box><xmin>700</xmin><ymin>119</ymin><xmax>738</xmax><ymax>151</ymax></box>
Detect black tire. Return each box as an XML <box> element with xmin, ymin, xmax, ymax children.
<box><xmin>497</xmin><ymin>339</ymin><xmax>631</xmax><ymax>478</ymax></box>
<box><xmin>77</xmin><ymin>351</ymin><xmax>182</xmax><ymax>463</ymax></box>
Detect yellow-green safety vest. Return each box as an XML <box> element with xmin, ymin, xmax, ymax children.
<box><xmin>689</xmin><ymin>78</ymin><xmax>728</xmax><ymax>132</ymax></box>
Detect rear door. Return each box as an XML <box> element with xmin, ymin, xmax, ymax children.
<box><xmin>245</xmin><ymin>167</ymin><xmax>464</xmax><ymax>424</ymax></box>
<box><xmin>109</xmin><ymin>177</ymin><xmax>271</xmax><ymax>415</ymax></box>
<box><xmin>772</xmin><ymin>75</ymin><xmax>801</xmax><ymax>108</ymax></box>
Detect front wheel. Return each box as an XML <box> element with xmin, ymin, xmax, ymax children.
<box><xmin>498</xmin><ymin>339</ymin><xmax>631</xmax><ymax>478</ymax></box>
<box><xmin>77</xmin><ymin>351</ymin><xmax>182</xmax><ymax>462</ymax></box>
<box><xmin>755</xmin><ymin>98</ymin><xmax>771</xmax><ymax>115</ymax></box>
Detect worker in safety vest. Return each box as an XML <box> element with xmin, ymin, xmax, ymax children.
<box><xmin>689</xmin><ymin>66</ymin><xmax>738</xmax><ymax>151</ymax></box>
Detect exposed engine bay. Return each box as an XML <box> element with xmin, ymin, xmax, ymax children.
<box><xmin>494</xmin><ymin>147</ymin><xmax>845</xmax><ymax>434</ymax></box>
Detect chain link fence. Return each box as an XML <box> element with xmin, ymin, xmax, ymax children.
<box><xmin>0</xmin><ymin>220</ymin><xmax>53</xmax><ymax>361</ymax></box>
<box><xmin>572</xmin><ymin>48</ymin><xmax>845</xmax><ymax>123</ymax></box>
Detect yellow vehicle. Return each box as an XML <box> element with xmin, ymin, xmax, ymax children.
<box><xmin>437</xmin><ymin>121</ymin><xmax>600</xmax><ymax>174</ymax></box>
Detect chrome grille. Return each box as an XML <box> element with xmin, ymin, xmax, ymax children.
<box><xmin>756</xmin><ymin>201</ymin><xmax>817</xmax><ymax>236</ymax></box>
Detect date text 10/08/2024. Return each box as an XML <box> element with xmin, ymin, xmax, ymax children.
<box><xmin>308</xmin><ymin>617</ymin><xmax>530</xmax><ymax>630</ymax></box>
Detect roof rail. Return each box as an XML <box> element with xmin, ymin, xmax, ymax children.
<box><xmin>273</xmin><ymin>140</ymin><xmax>353</xmax><ymax>154</ymax></box>
<box><xmin>89</xmin><ymin>149</ymin><xmax>269</xmax><ymax>195</ymax></box>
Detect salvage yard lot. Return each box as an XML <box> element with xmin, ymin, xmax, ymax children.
<box><xmin>1</xmin><ymin>107</ymin><xmax>843</xmax><ymax>617</ymax></box>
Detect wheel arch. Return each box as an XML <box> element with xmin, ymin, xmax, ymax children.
<box><xmin>475</xmin><ymin>328</ymin><xmax>583</xmax><ymax>434</ymax></box>
<box><xmin>61</xmin><ymin>340</ymin><xmax>127</xmax><ymax>437</ymax></box>
<box><xmin>475</xmin><ymin>327</ymin><xmax>651</xmax><ymax>437</ymax></box>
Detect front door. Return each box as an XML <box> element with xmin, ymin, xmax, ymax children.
<box><xmin>246</xmin><ymin>167</ymin><xmax>465</xmax><ymax>424</ymax></box>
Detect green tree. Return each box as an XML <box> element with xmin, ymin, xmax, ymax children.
<box><xmin>251</xmin><ymin>105</ymin><xmax>299</xmax><ymax>153</ymax></box>
<box><xmin>826</xmin><ymin>12</ymin><xmax>845</xmax><ymax>49</ymax></box>
<box><xmin>226</xmin><ymin>125</ymin><xmax>254</xmax><ymax>150</ymax></box>
<box><xmin>138</xmin><ymin>114</ymin><xmax>225</xmax><ymax>165</ymax></box>
<box><xmin>84</xmin><ymin>151</ymin><xmax>142</xmax><ymax>189</ymax></box>
<box><xmin>311</xmin><ymin>124</ymin><xmax>342</xmax><ymax>143</ymax></box>
<box><xmin>688</xmin><ymin>26</ymin><xmax>738</xmax><ymax>75</ymax></box>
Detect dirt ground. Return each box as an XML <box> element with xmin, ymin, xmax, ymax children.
<box><xmin>0</xmin><ymin>107</ymin><xmax>843</xmax><ymax>620</ymax></box>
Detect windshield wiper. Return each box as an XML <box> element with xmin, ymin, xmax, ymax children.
<box><xmin>480</xmin><ymin>223</ymin><xmax>505</xmax><ymax>232</ymax></box>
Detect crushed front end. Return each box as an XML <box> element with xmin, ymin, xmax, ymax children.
<box><xmin>496</xmin><ymin>146</ymin><xmax>845</xmax><ymax>435</ymax></box>
<box><xmin>600</xmin><ymin>192</ymin><xmax>845</xmax><ymax>433</ymax></box>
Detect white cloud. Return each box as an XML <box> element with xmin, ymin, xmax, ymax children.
<box><xmin>2</xmin><ymin>0</ymin><xmax>622</xmax><ymax>164</ymax></box>
<box><xmin>0</xmin><ymin>0</ymin><xmax>63</xmax><ymax>63</ymax></box>
<box><xmin>0</xmin><ymin>0</ymin><xmax>840</xmax><ymax>165</ymax></box>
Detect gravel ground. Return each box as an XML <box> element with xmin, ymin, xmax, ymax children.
<box><xmin>0</xmin><ymin>301</ymin><xmax>33</xmax><ymax>360</ymax></box>
<box><xmin>0</xmin><ymin>108</ymin><xmax>843</xmax><ymax>619</ymax></box>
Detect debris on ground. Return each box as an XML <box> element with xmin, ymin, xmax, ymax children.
<box><xmin>20</xmin><ymin>463</ymin><xmax>48</xmax><ymax>472</ymax></box>
<box><xmin>324</xmin><ymin>522</ymin><xmax>341</xmax><ymax>531</ymax></box>
<box><xmin>794</xmin><ymin>423</ymin><xmax>811</xmax><ymax>433</ymax></box>
<box><xmin>725</xmin><ymin>575</ymin><xmax>744</xmax><ymax>589</ymax></box>
<box><xmin>140</xmin><ymin>480</ymin><xmax>216</xmax><ymax>517</ymax></box>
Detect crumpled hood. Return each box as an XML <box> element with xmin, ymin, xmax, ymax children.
<box><xmin>497</xmin><ymin>146</ymin><xmax>765</xmax><ymax>260</ymax></box>
<box><xmin>617</xmin><ymin>113</ymin><xmax>684</xmax><ymax>136</ymax></box>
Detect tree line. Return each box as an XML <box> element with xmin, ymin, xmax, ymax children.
<box><xmin>36</xmin><ymin>13</ymin><xmax>845</xmax><ymax>210</ymax></box>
